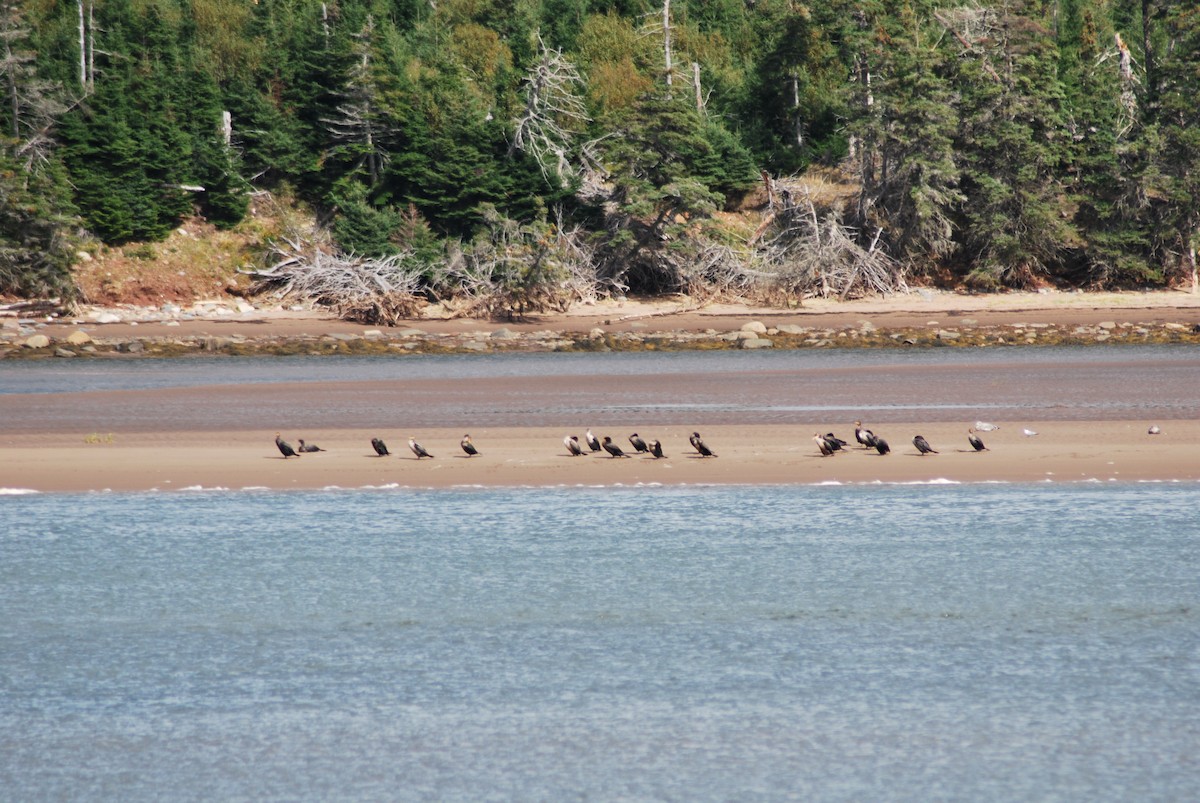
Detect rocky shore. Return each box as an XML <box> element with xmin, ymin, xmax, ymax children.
<box><xmin>4</xmin><ymin>292</ymin><xmax>1200</xmax><ymax>358</ymax></box>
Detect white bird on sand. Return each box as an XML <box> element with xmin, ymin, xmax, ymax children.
<box><xmin>1148</xmin><ymin>425</ymin><xmax>1161</xmax><ymax>435</ymax></box>
<box><xmin>1022</xmin><ymin>428</ymin><xmax>1038</xmax><ymax>437</ymax></box>
<box><xmin>974</xmin><ymin>421</ymin><xmax>1000</xmax><ymax>432</ymax></box>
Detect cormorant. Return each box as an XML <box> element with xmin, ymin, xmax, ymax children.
<box><xmin>628</xmin><ymin>433</ymin><xmax>649</xmax><ymax>453</ymax></box>
<box><xmin>854</xmin><ymin>421</ymin><xmax>877</xmax><ymax>448</ymax></box>
<box><xmin>564</xmin><ymin>435</ymin><xmax>585</xmax><ymax>456</ymax></box>
<box><xmin>649</xmin><ymin>440</ymin><xmax>665</xmax><ymax>459</ymax></box>
<box><xmin>874</xmin><ymin>437</ymin><xmax>891</xmax><ymax>455</ymax></box>
<box><xmin>371</xmin><ymin>437</ymin><xmax>390</xmax><ymax>456</ymax></box>
<box><xmin>823</xmin><ymin>432</ymin><xmax>848</xmax><ymax>452</ymax></box>
<box><xmin>297</xmin><ymin>439</ymin><xmax>324</xmax><ymax>453</ymax></box>
<box><xmin>913</xmin><ymin>435</ymin><xmax>938</xmax><ymax>455</ymax></box>
<box><xmin>460</xmin><ymin>434</ymin><xmax>479</xmax><ymax>456</ymax></box>
<box><xmin>585</xmin><ymin>429</ymin><xmax>602</xmax><ymax>452</ymax></box>
<box><xmin>967</xmin><ymin>429</ymin><xmax>988</xmax><ymax>452</ymax></box>
<box><xmin>409</xmin><ymin>438</ymin><xmax>434</xmax><ymax>459</ymax></box>
<box><xmin>814</xmin><ymin>433</ymin><xmax>834</xmax><ymax>457</ymax></box>
<box><xmin>690</xmin><ymin>432</ymin><xmax>717</xmax><ymax>457</ymax></box>
<box><xmin>275</xmin><ymin>433</ymin><xmax>299</xmax><ymax>458</ymax></box>
<box><xmin>602</xmin><ymin>436</ymin><xmax>630</xmax><ymax>458</ymax></box>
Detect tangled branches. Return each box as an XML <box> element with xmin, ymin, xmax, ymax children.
<box><xmin>241</xmin><ymin>237</ymin><xmax>425</xmax><ymax>326</ymax></box>
<box><xmin>750</xmin><ymin>192</ymin><xmax>906</xmax><ymax>302</ymax></box>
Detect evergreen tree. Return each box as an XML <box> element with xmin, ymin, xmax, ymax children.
<box><xmin>951</xmin><ymin>1</ymin><xmax>1074</xmax><ymax>288</ymax></box>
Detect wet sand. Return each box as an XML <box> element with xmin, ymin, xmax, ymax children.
<box><xmin>2</xmin><ymin>420</ymin><xmax>1195</xmax><ymax>493</ymax></box>
<box><xmin>5</xmin><ymin>290</ymin><xmax>1199</xmax><ymax>492</ymax></box>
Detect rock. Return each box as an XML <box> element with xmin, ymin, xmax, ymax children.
<box><xmin>94</xmin><ymin>312</ymin><xmax>121</xmax><ymax>324</ymax></box>
<box><xmin>362</xmin><ymin>329</ymin><xmax>384</xmax><ymax>339</ymax></box>
<box><xmin>735</xmin><ymin>330</ymin><xmax>760</xmax><ymax>340</ymax></box>
<box><xmin>589</xmin><ymin>328</ymin><xmax>606</xmax><ymax>339</ymax></box>
<box><xmin>1164</xmin><ymin>322</ymin><xmax>1187</xmax><ymax>331</ymax></box>
<box><xmin>235</xmin><ymin>299</ymin><xmax>255</xmax><ymax>313</ymax></box>
<box><xmin>858</xmin><ymin>320</ymin><xmax>877</xmax><ymax>332</ymax></box>
<box><xmin>396</xmin><ymin>328</ymin><xmax>426</xmax><ymax>337</ymax></box>
<box><xmin>54</xmin><ymin>348</ymin><xmax>76</xmax><ymax>358</ymax></box>
<box><xmin>76</xmin><ymin>250</ymin><xmax>93</xmax><ymax>262</ymax></box>
<box><xmin>936</xmin><ymin>330</ymin><xmax>959</xmax><ymax>341</ymax></box>
<box><xmin>166</xmin><ymin>321</ymin><xmax>181</xmax><ymax>327</ymax></box>
<box><xmin>1097</xmin><ymin>320</ymin><xmax>1117</xmax><ymax>330</ymax></box>
<box><xmin>325</xmin><ymin>333</ymin><xmax>361</xmax><ymax>342</ymax></box>
<box><xmin>491</xmin><ymin>328</ymin><xmax>520</xmax><ymax>340</ymax></box>
<box><xmin>776</xmin><ymin>324</ymin><xmax>809</xmax><ymax>335</ymax></box>
<box><xmin>741</xmin><ymin>321</ymin><xmax>768</xmax><ymax>334</ymax></box>
<box><xmin>65</xmin><ymin>330</ymin><xmax>92</xmax><ymax>345</ymax></box>
<box><xmin>22</xmin><ymin>334</ymin><xmax>50</xmax><ymax>348</ymax></box>
<box><xmin>459</xmin><ymin>341</ymin><xmax>488</xmax><ymax>351</ymax></box>
<box><xmin>740</xmin><ymin>337</ymin><xmax>774</xmax><ymax>349</ymax></box>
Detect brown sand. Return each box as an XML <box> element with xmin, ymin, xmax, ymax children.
<box><xmin>2</xmin><ymin>421</ymin><xmax>1195</xmax><ymax>493</ymax></box>
<box><xmin>8</xmin><ymin>290</ymin><xmax>1199</xmax><ymax>492</ymax></box>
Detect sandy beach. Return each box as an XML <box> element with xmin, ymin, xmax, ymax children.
<box><xmin>2</xmin><ymin>420</ymin><xmax>1196</xmax><ymax>493</ymax></box>
<box><xmin>4</xmin><ymin>290</ymin><xmax>1199</xmax><ymax>492</ymax></box>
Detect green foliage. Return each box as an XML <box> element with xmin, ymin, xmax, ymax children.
<box><xmin>1</xmin><ymin>0</ymin><xmax>1195</xmax><ymax>299</ymax></box>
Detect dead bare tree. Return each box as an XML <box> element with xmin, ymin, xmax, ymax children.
<box><xmin>241</xmin><ymin>237</ymin><xmax>426</xmax><ymax>326</ymax></box>
<box><xmin>509</xmin><ymin>37</ymin><xmax>589</xmax><ymax>187</ymax></box>
<box><xmin>751</xmin><ymin>191</ymin><xmax>906</xmax><ymax>302</ymax></box>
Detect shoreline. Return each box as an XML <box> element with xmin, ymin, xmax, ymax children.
<box><xmin>3</xmin><ymin>421</ymin><xmax>1196</xmax><ymax>493</ymax></box>
<box><xmin>4</xmin><ymin>289</ymin><xmax>1200</xmax><ymax>356</ymax></box>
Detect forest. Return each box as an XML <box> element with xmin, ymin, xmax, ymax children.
<box><xmin>0</xmin><ymin>0</ymin><xmax>1197</xmax><ymax>318</ymax></box>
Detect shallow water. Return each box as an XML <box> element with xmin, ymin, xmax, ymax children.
<box><xmin>2</xmin><ymin>484</ymin><xmax>1197</xmax><ymax>800</ymax></box>
<box><xmin>3</xmin><ymin>345</ymin><xmax>1198</xmax><ymax>432</ymax></box>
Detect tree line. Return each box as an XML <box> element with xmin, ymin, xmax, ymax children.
<box><xmin>0</xmin><ymin>0</ymin><xmax>1197</xmax><ymax>311</ymax></box>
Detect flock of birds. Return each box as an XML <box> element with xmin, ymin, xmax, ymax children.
<box><xmin>272</xmin><ymin>420</ymin><xmax>1083</xmax><ymax>461</ymax></box>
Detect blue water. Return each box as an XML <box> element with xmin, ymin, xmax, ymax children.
<box><xmin>2</xmin><ymin>485</ymin><xmax>1198</xmax><ymax>800</ymax></box>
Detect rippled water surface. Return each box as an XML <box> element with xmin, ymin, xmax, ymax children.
<box><xmin>2</xmin><ymin>484</ymin><xmax>1197</xmax><ymax>800</ymax></box>
<box><xmin>3</xmin><ymin>345</ymin><xmax>1198</xmax><ymax>431</ymax></box>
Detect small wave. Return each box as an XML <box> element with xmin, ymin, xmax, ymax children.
<box><xmin>0</xmin><ymin>487</ymin><xmax>39</xmax><ymax>495</ymax></box>
<box><xmin>179</xmin><ymin>485</ymin><xmax>232</xmax><ymax>492</ymax></box>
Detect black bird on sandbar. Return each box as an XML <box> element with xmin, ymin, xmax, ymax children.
<box><xmin>690</xmin><ymin>432</ymin><xmax>717</xmax><ymax>457</ymax></box>
<box><xmin>564</xmin><ymin>435</ymin><xmax>586</xmax><ymax>456</ymax></box>
<box><xmin>602</xmin><ymin>436</ymin><xmax>630</xmax><ymax>458</ymax></box>
<box><xmin>874</xmin><ymin>437</ymin><xmax>891</xmax><ymax>455</ymax></box>
<box><xmin>967</xmin><ymin>429</ymin><xmax>988</xmax><ymax>452</ymax></box>
<box><xmin>371</xmin><ymin>437</ymin><xmax>391</xmax><ymax>457</ymax></box>
<box><xmin>823</xmin><ymin>432</ymin><xmax>849</xmax><ymax>452</ymax></box>
<box><xmin>460</xmin><ymin>434</ymin><xmax>479</xmax><ymax>457</ymax></box>
<box><xmin>628</xmin><ymin>433</ymin><xmax>649</xmax><ymax>454</ymax></box>
<box><xmin>409</xmin><ymin>437</ymin><xmax>434</xmax><ymax>459</ymax></box>
<box><xmin>853</xmin><ymin>420</ymin><xmax>877</xmax><ymax>449</ymax></box>
<box><xmin>275</xmin><ymin>433</ymin><xmax>299</xmax><ymax>458</ymax></box>
<box><xmin>585</xmin><ymin>429</ymin><xmax>602</xmax><ymax>452</ymax></box>
<box><xmin>913</xmin><ymin>435</ymin><xmax>938</xmax><ymax>455</ymax></box>
<box><xmin>297</xmin><ymin>439</ymin><xmax>324</xmax><ymax>453</ymax></box>
<box><xmin>649</xmin><ymin>439</ymin><xmax>666</xmax><ymax>459</ymax></box>
<box><xmin>814</xmin><ymin>433</ymin><xmax>835</xmax><ymax>457</ymax></box>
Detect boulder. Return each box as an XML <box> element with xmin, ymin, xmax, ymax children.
<box><xmin>740</xmin><ymin>337</ymin><xmax>774</xmax><ymax>349</ymax></box>
<box><xmin>22</xmin><ymin>334</ymin><xmax>50</xmax><ymax>348</ymax></box>
<box><xmin>54</xmin><ymin>348</ymin><xmax>76</xmax><ymax>358</ymax></box>
<box><xmin>65</xmin><ymin>330</ymin><xmax>92</xmax><ymax>345</ymax></box>
<box><xmin>741</xmin><ymin>321</ymin><xmax>768</xmax><ymax>334</ymax></box>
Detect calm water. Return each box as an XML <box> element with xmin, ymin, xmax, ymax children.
<box><xmin>2</xmin><ymin>484</ymin><xmax>1198</xmax><ymax>800</ymax></box>
<box><xmin>3</xmin><ymin>345</ymin><xmax>1199</xmax><ymax>432</ymax></box>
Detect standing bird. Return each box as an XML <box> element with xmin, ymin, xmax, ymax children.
<box><xmin>967</xmin><ymin>428</ymin><xmax>988</xmax><ymax>452</ymax></box>
<box><xmin>408</xmin><ymin>437</ymin><xmax>434</xmax><ymax>459</ymax></box>
<box><xmin>602</xmin><ymin>436</ymin><xmax>630</xmax><ymax>458</ymax></box>
<box><xmin>297</xmin><ymin>439</ymin><xmax>324</xmax><ymax>453</ymax></box>
<box><xmin>913</xmin><ymin>435</ymin><xmax>938</xmax><ymax>455</ymax></box>
<box><xmin>649</xmin><ymin>440</ymin><xmax>666</xmax><ymax>459</ymax></box>
<box><xmin>1148</xmin><ymin>425</ymin><xmax>1161</xmax><ymax>435</ymax></box>
<box><xmin>460</xmin><ymin>434</ymin><xmax>479</xmax><ymax>457</ymax></box>
<box><xmin>275</xmin><ymin>433</ymin><xmax>299</xmax><ymax>458</ymax></box>
<box><xmin>690</xmin><ymin>432</ymin><xmax>717</xmax><ymax>457</ymax></box>
<box><xmin>814</xmin><ymin>433</ymin><xmax>835</xmax><ymax>457</ymax></box>
<box><xmin>370</xmin><ymin>437</ymin><xmax>390</xmax><ymax>457</ymax></box>
<box><xmin>628</xmin><ymin>433</ymin><xmax>649</xmax><ymax>454</ymax></box>
<box><xmin>874</xmin><ymin>437</ymin><xmax>891</xmax><ymax>455</ymax></box>
<box><xmin>585</xmin><ymin>429</ymin><xmax>602</xmax><ymax>452</ymax></box>
<box><xmin>823</xmin><ymin>432</ymin><xmax>849</xmax><ymax>452</ymax></box>
<box><xmin>1022</xmin><ymin>428</ymin><xmax>1039</xmax><ymax>438</ymax></box>
<box><xmin>854</xmin><ymin>421</ymin><xmax>877</xmax><ymax>449</ymax></box>
<box><xmin>564</xmin><ymin>435</ymin><xmax>586</xmax><ymax>456</ymax></box>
